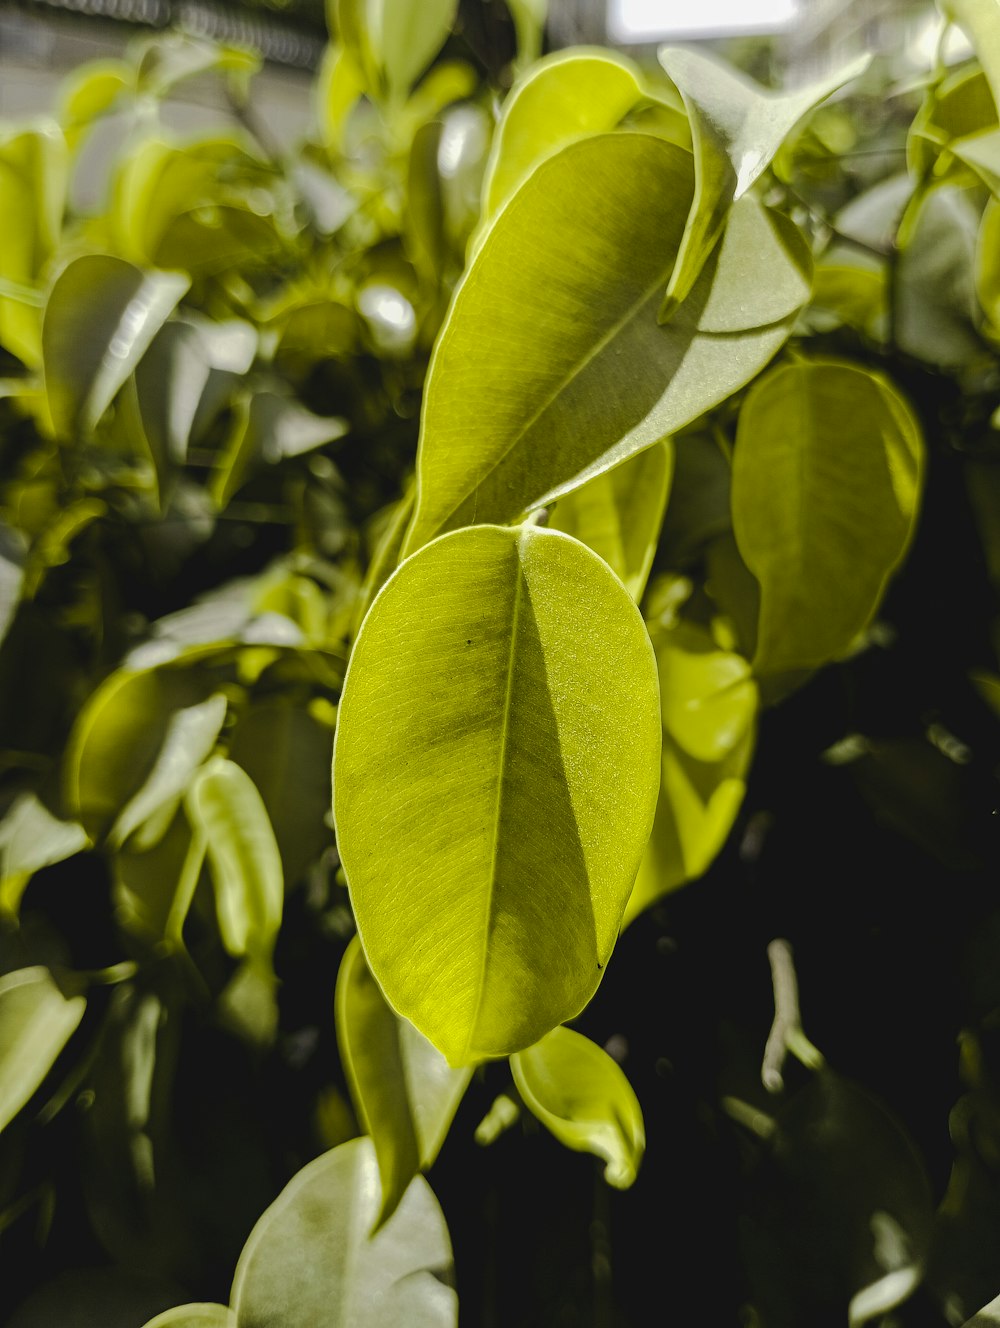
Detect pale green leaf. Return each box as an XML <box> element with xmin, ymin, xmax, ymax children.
<box><xmin>211</xmin><ymin>391</ymin><xmax>347</xmax><ymax>510</ymax></box>
<box><xmin>402</xmin><ymin>133</ymin><xmax>811</xmax><ymax>556</ymax></box>
<box><xmin>0</xmin><ymin>793</ymin><xmax>89</xmax><ymax>919</ymax></box>
<box><xmin>548</xmin><ymin>440</ymin><xmax>672</xmax><ymax>602</ymax></box>
<box><xmin>964</xmin><ymin>1290</ymin><xmax>1000</xmax><ymax>1326</ymax></box>
<box><xmin>943</xmin><ymin>0</ymin><xmax>1000</xmax><ymax>116</ymax></box>
<box><xmin>623</xmin><ymin>619</ymin><xmax>756</xmax><ymax>925</ymax></box>
<box><xmin>0</xmin><ymin>522</ymin><xmax>26</xmax><ymax>649</ymax></box>
<box><xmin>0</xmin><ymin>125</ymin><xmax>68</xmax><ymax>368</ymax></box>
<box><xmin>57</xmin><ymin>59</ymin><xmax>132</xmax><ymax>141</ymax></box>
<box><xmin>0</xmin><ymin>966</ymin><xmax>86</xmax><ymax>1133</ymax></box>
<box><xmin>731</xmin><ymin>361</ymin><xmax>924</xmax><ymax>676</ymax></box>
<box><xmin>896</xmin><ymin>185</ymin><xmax>982</xmax><ymax>367</ymax></box>
<box><xmin>134</xmin><ymin>32</ymin><xmax>261</xmax><ymax>96</ymax></box>
<box><xmin>143</xmin><ymin>1307</ymin><xmax>235</xmax><ymax>1328</ymax></box>
<box><xmin>352</xmin><ymin>484</ymin><xmax>416</xmax><ymax>639</ymax></box>
<box><xmin>110</xmin><ymin>692</ymin><xmax>228</xmax><ymax>851</ymax></box>
<box><xmin>976</xmin><ymin>195</ymin><xmax>1000</xmax><ymax>330</ymax></box>
<box><xmin>511</xmin><ymin>1025</ymin><xmax>644</xmax><ymax>1188</ymax></box>
<box><xmin>43</xmin><ymin>255</ymin><xmax>189</xmax><ymax>437</ymax></box>
<box><xmin>907</xmin><ymin>65</ymin><xmax>997</xmax><ymax>187</ymax></box>
<box><xmin>334</xmin><ymin>524</ymin><xmax>661</xmax><ymax>1066</ymax></box>
<box><xmin>230</xmin><ymin>1136</ymin><xmax>457</xmax><ymax>1328</ymax></box>
<box><xmin>336</xmin><ymin>0</ymin><xmax>457</xmax><ymax>102</ymax></box>
<box><xmin>951</xmin><ymin>127</ymin><xmax>1000</xmax><ymax>193</ymax></box>
<box><xmin>481</xmin><ymin>49</ymin><xmax>646</xmax><ymax>219</ymax></box>
<box><xmin>336</xmin><ymin>936</ymin><xmax>471</xmax><ymax>1228</ymax></box>
<box><xmin>186</xmin><ymin>757</ymin><xmax>283</xmax><ymax>960</ymax></box>
<box><xmin>657</xmin><ymin>46</ymin><xmax>868</xmax><ymax>317</ymax></box>
<box><xmin>316</xmin><ymin>43</ymin><xmax>367</xmax><ymax>155</ymax></box>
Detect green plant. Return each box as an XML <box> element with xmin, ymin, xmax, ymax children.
<box><xmin>4</xmin><ymin>0</ymin><xmax>1000</xmax><ymax>1323</ymax></box>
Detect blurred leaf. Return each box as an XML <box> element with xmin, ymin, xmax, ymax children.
<box><xmin>403</xmin><ymin>134</ymin><xmax>810</xmax><ymax>554</ymax></box>
<box><xmin>896</xmin><ymin>185</ymin><xmax>983</xmax><ymax>367</ymax></box>
<box><xmin>964</xmin><ymin>1292</ymin><xmax>1000</xmax><ymax>1327</ymax></box>
<box><xmin>0</xmin><ymin>966</ymin><xmax>85</xmax><ymax>1133</ymax></box>
<box><xmin>230</xmin><ymin>1137</ymin><xmax>456</xmax><ymax>1326</ymax></box>
<box><xmin>657</xmin><ymin>46</ymin><xmax>867</xmax><ymax>316</ymax></box>
<box><xmin>943</xmin><ymin>0</ymin><xmax>1000</xmax><ymax>116</ymax></box>
<box><xmin>113</xmin><ymin>804</ymin><xmax>201</xmax><ymax>944</ymax></box>
<box><xmin>548</xmin><ymin>439</ymin><xmax>671</xmax><ymax>601</ymax></box>
<box><xmin>57</xmin><ymin>60</ymin><xmax>131</xmax><ymax>152</ymax></box>
<box><xmin>731</xmin><ymin>360</ymin><xmax>924</xmax><ymax>676</ymax></box>
<box><xmin>0</xmin><ymin>125</ymin><xmax>67</xmax><ymax>368</ymax></box>
<box><xmin>110</xmin><ymin>692</ymin><xmax>228</xmax><ymax>851</ymax></box>
<box><xmin>143</xmin><ymin>1309</ymin><xmax>235</xmax><ymax>1328</ymax></box>
<box><xmin>43</xmin><ymin>255</ymin><xmax>188</xmax><ymax>438</ymax></box>
<box><xmin>186</xmin><ymin>758</ymin><xmax>283</xmax><ymax>961</ymax></box>
<box><xmin>481</xmin><ymin>49</ymin><xmax>646</xmax><ymax>220</ymax></box>
<box><xmin>505</xmin><ymin>0</ymin><xmax>547</xmax><ymax>71</ymax></box>
<box><xmin>908</xmin><ymin>65</ymin><xmax>997</xmax><ymax>188</ymax></box>
<box><xmin>352</xmin><ymin>484</ymin><xmax>415</xmax><ymax>638</ymax></box>
<box><xmin>211</xmin><ymin>392</ymin><xmax>347</xmax><ymax>510</ymax></box>
<box><xmin>316</xmin><ymin>43</ymin><xmax>367</xmax><ymax>155</ymax></box>
<box><xmin>133</xmin><ymin>32</ymin><xmax>260</xmax><ymax>97</ymax></box>
<box><xmin>510</xmin><ymin>1025</ymin><xmax>645</xmax><ymax>1188</ymax></box>
<box><xmin>335</xmin><ymin>937</ymin><xmax>471</xmax><ymax>1229</ymax></box>
<box><xmin>0</xmin><ymin>793</ymin><xmax>89</xmax><ymax>919</ymax></box>
<box><xmin>336</xmin><ymin>0</ymin><xmax>458</xmax><ymax>102</ymax></box>
<box><xmin>334</xmin><ymin>525</ymin><xmax>660</xmax><ymax>1065</ymax></box>
<box><xmin>0</xmin><ymin>522</ymin><xmax>26</xmax><ymax>650</ymax></box>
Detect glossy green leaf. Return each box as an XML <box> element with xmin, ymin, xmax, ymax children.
<box><xmin>510</xmin><ymin>1025</ymin><xmax>645</xmax><ymax>1188</ymax></box>
<box><xmin>943</xmin><ymin>0</ymin><xmax>1000</xmax><ymax>116</ymax></box>
<box><xmin>336</xmin><ymin>936</ymin><xmax>471</xmax><ymax>1228</ymax></box>
<box><xmin>334</xmin><ymin>524</ymin><xmax>661</xmax><ymax>1065</ymax></box>
<box><xmin>43</xmin><ymin>255</ymin><xmax>189</xmax><ymax>437</ymax></box>
<box><xmin>657</xmin><ymin>46</ymin><xmax>867</xmax><ymax>317</ymax></box>
<box><xmin>211</xmin><ymin>392</ymin><xmax>347</xmax><ymax>510</ymax></box>
<box><xmin>186</xmin><ymin>758</ymin><xmax>283</xmax><ymax>961</ymax></box>
<box><xmin>143</xmin><ymin>1308</ymin><xmax>236</xmax><ymax>1328</ymax></box>
<box><xmin>336</xmin><ymin>0</ymin><xmax>457</xmax><ymax>102</ymax></box>
<box><xmin>548</xmin><ymin>440</ymin><xmax>672</xmax><ymax>601</ymax></box>
<box><xmin>0</xmin><ymin>967</ymin><xmax>86</xmax><ymax>1133</ymax></box>
<box><xmin>402</xmin><ymin>133</ymin><xmax>811</xmax><ymax>556</ymax></box>
<box><xmin>64</xmin><ymin>661</ymin><xmax>219</xmax><ymax>841</ymax></box>
<box><xmin>731</xmin><ymin>361</ymin><xmax>924</xmax><ymax>677</ymax></box>
<box><xmin>623</xmin><ymin>619</ymin><xmax>756</xmax><ymax>925</ymax></box>
<box><xmin>230</xmin><ymin>1136</ymin><xmax>457</xmax><ymax>1328</ymax></box>
<box><xmin>481</xmin><ymin>49</ymin><xmax>646</xmax><ymax>219</ymax></box>
<box><xmin>0</xmin><ymin>126</ymin><xmax>67</xmax><ymax>368</ymax></box>
<box><xmin>0</xmin><ymin>793</ymin><xmax>89</xmax><ymax>919</ymax></box>
<box><xmin>110</xmin><ymin>692</ymin><xmax>226</xmax><ymax>851</ymax></box>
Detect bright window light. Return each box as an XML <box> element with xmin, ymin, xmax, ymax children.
<box><xmin>608</xmin><ymin>0</ymin><xmax>799</xmax><ymax>42</ymax></box>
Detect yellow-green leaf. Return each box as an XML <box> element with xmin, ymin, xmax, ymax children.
<box><xmin>402</xmin><ymin>133</ymin><xmax>811</xmax><ymax>556</ymax></box>
<box><xmin>548</xmin><ymin>440</ymin><xmax>672</xmax><ymax>602</ymax></box>
<box><xmin>335</xmin><ymin>936</ymin><xmax>470</xmax><ymax>1228</ymax></box>
<box><xmin>0</xmin><ymin>966</ymin><xmax>86</xmax><ymax>1133</ymax></box>
<box><xmin>731</xmin><ymin>361</ymin><xmax>924</xmax><ymax>677</ymax></box>
<box><xmin>510</xmin><ymin>1025</ymin><xmax>645</xmax><ymax>1188</ymax></box>
<box><xmin>943</xmin><ymin>0</ymin><xmax>1000</xmax><ymax>116</ymax></box>
<box><xmin>143</xmin><ymin>1308</ymin><xmax>235</xmax><ymax>1328</ymax></box>
<box><xmin>0</xmin><ymin>793</ymin><xmax>89</xmax><ymax>920</ymax></box>
<box><xmin>333</xmin><ymin>524</ymin><xmax>661</xmax><ymax>1066</ymax></box>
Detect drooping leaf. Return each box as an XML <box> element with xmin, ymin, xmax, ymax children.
<box><xmin>230</xmin><ymin>1136</ymin><xmax>457</xmax><ymax>1328</ymax></box>
<box><xmin>510</xmin><ymin>1025</ymin><xmax>645</xmax><ymax>1188</ymax></box>
<box><xmin>731</xmin><ymin>360</ymin><xmax>924</xmax><ymax>677</ymax></box>
<box><xmin>334</xmin><ymin>524</ymin><xmax>661</xmax><ymax>1066</ymax></box>
<box><xmin>336</xmin><ymin>937</ymin><xmax>470</xmax><ymax>1228</ymax></box>
<box><xmin>186</xmin><ymin>757</ymin><xmax>283</xmax><ymax>961</ymax></box>
<box><xmin>110</xmin><ymin>692</ymin><xmax>228</xmax><ymax>851</ymax></box>
<box><xmin>0</xmin><ymin>125</ymin><xmax>68</xmax><ymax>368</ymax></box>
<box><xmin>43</xmin><ymin>255</ymin><xmax>189</xmax><ymax>437</ymax></box>
<box><xmin>623</xmin><ymin>619</ymin><xmax>757</xmax><ymax>925</ymax></box>
<box><xmin>657</xmin><ymin>46</ymin><xmax>868</xmax><ymax>317</ymax></box>
<box><xmin>402</xmin><ymin>133</ymin><xmax>811</xmax><ymax>556</ymax></box>
<box><xmin>548</xmin><ymin>440</ymin><xmax>671</xmax><ymax>601</ymax></box>
<box><xmin>143</xmin><ymin>1308</ymin><xmax>236</xmax><ymax>1328</ymax></box>
<box><xmin>481</xmin><ymin>49</ymin><xmax>647</xmax><ymax>219</ymax></box>
<box><xmin>0</xmin><ymin>966</ymin><xmax>86</xmax><ymax>1133</ymax></box>
<box><xmin>0</xmin><ymin>793</ymin><xmax>89</xmax><ymax>919</ymax></box>
<box><xmin>896</xmin><ymin>185</ymin><xmax>983</xmax><ymax>367</ymax></box>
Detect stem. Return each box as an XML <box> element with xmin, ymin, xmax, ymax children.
<box><xmin>761</xmin><ymin>938</ymin><xmax>824</xmax><ymax>1093</ymax></box>
<box><xmin>522</xmin><ymin>507</ymin><xmax>550</xmax><ymax>529</ymax></box>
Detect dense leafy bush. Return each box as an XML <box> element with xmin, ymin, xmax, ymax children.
<box><xmin>5</xmin><ymin>0</ymin><xmax>1000</xmax><ymax>1323</ymax></box>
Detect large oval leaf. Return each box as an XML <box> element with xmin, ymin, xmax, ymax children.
<box><xmin>43</xmin><ymin>254</ymin><xmax>189</xmax><ymax>437</ymax></box>
<box><xmin>230</xmin><ymin>1136</ymin><xmax>457</xmax><ymax>1328</ymax></box>
<box><xmin>335</xmin><ymin>936</ymin><xmax>470</xmax><ymax>1229</ymax></box>
<box><xmin>510</xmin><ymin>1025</ymin><xmax>645</xmax><ymax>1188</ymax></box>
<box><xmin>0</xmin><ymin>966</ymin><xmax>86</xmax><ymax>1133</ymax></box>
<box><xmin>548</xmin><ymin>440</ymin><xmax>672</xmax><ymax>602</ymax></box>
<box><xmin>731</xmin><ymin>360</ymin><xmax>924</xmax><ymax>677</ymax></box>
<box><xmin>334</xmin><ymin>524</ymin><xmax>661</xmax><ymax>1065</ymax></box>
<box><xmin>402</xmin><ymin>132</ymin><xmax>811</xmax><ymax>556</ymax></box>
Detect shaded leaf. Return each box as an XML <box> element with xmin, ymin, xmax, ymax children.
<box><xmin>944</xmin><ymin>0</ymin><xmax>1000</xmax><ymax>117</ymax></box>
<box><xmin>0</xmin><ymin>966</ymin><xmax>85</xmax><ymax>1133</ymax></box>
<box><xmin>731</xmin><ymin>360</ymin><xmax>924</xmax><ymax>676</ymax></box>
<box><xmin>510</xmin><ymin>1025</ymin><xmax>645</xmax><ymax>1188</ymax></box>
<box><xmin>0</xmin><ymin>522</ymin><xmax>27</xmax><ymax>650</ymax></box>
<box><xmin>211</xmin><ymin>392</ymin><xmax>347</xmax><ymax>510</ymax></box>
<box><xmin>0</xmin><ymin>794</ymin><xmax>89</xmax><ymax>919</ymax></box>
<box><xmin>657</xmin><ymin>46</ymin><xmax>867</xmax><ymax>317</ymax></box>
<box><xmin>230</xmin><ymin>1136</ymin><xmax>457</xmax><ymax>1328</ymax></box>
<box><xmin>334</xmin><ymin>524</ymin><xmax>661</xmax><ymax>1065</ymax></box>
<box><xmin>896</xmin><ymin>185</ymin><xmax>982</xmax><ymax>367</ymax></box>
<box><xmin>403</xmin><ymin>133</ymin><xmax>811</xmax><ymax>555</ymax></box>
<box><xmin>43</xmin><ymin>255</ymin><xmax>189</xmax><ymax>437</ymax></box>
<box><xmin>335</xmin><ymin>936</ymin><xmax>471</xmax><ymax>1229</ymax></box>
